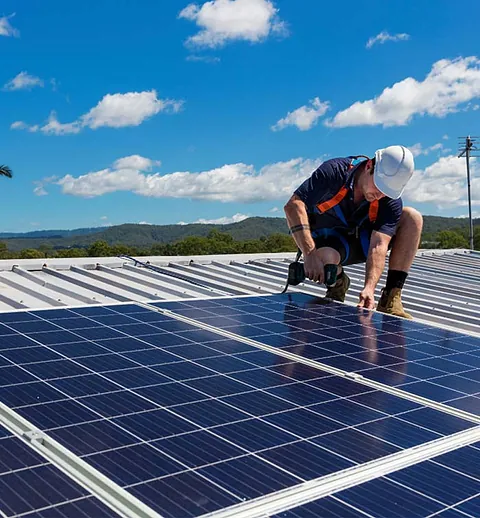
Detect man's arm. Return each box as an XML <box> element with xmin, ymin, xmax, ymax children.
<box><xmin>284</xmin><ymin>194</ymin><xmax>325</xmax><ymax>283</ymax></box>
<box><xmin>358</xmin><ymin>230</ymin><xmax>391</xmax><ymax>309</ymax></box>
<box><xmin>284</xmin><ymin>195</ymin><xmax>316</xmax><ymax>254</ymax></box>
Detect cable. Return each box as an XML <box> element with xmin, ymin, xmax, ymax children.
<box><xmin>118</xmin><ymin>255</ymin><xmax>229</xmax><ymax>295</ymax></box>
<box><xmin>281</xmin><ymin>249</ymin><xmax>303</xmax><ymax>294</ymax></box>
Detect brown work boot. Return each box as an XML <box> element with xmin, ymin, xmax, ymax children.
<box><xmin>325</xmin><ymin>272</ymin><xmax>351</xmax><ymax>302</ymax></box>
<box><xmin>376</xmin><ymin>287</ymin><xmax>412</xmax><ymax>319</ymax></box>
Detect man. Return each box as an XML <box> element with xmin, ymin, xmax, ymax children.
<box><xmin>284</xmin><ymin>145</ymin><xmax>423</xmax><ymax>318</ymax></box>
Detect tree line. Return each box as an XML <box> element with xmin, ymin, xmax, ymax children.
<box><xmin>0</xmin><ymin>225</ymin><xmax>477</xmax><ymax>260</ymax></box>
<box><xmin>0</xmin><ymin>230</ymin><xmax>298</xmax><ymax>259</ymax></box>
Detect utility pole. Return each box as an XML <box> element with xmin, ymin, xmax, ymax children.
<box><xmin>458</xmin><ymin>136</ymin><xmax>479</xmax><ymax>250</ymax></box>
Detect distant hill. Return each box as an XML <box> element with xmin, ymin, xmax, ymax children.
<box><xmin>0</xmin><ymin>217</ymin><xmax>288</xmax><ymax>251</ymax></box>
<box><xmin>0</xmin><ymin>215</ymin><xmax>477</xmax><ymax>252</ymax></box>
<box><xmin>421</xmin><ymin>216</ymin><xmax>479</xmax><ymax>235</ymax></box>
<box><xmin>0</xmin><ymin>227</ymin><xmax>102</xmax><ymax>239</ymax></box>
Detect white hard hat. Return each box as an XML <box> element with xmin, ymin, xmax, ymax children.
<box><xmin>373</xmin><ymin>145</ymin><xmax>414</xmax><ymax>199</ymax></box>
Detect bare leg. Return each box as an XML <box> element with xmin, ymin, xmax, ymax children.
<box><xmin>388</xmin><ymin>207</ymin><xmax>423</xmax><ymax>271</ymax></box>
<box><xmin>316</xmin><ymin>247</ymin><xmax>341</xmax><ymax>266</ymax></box>
<box><xmin>316</xmin><ymin>247</ymin><xmax>343</xmax><ymax>276</ymax></box>
<box><xmin>377</xmin><ymin>207</ymin><xmax>423</xmax><ymax>319</ymax></box>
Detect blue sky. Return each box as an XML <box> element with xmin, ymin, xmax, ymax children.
<box><xmin>1</xmin><ymin>0</ymin><xmax>479</xmax><ymax>232</ymax></box>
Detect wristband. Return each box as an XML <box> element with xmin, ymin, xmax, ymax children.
<box><xmin>289</xmin><ymin>224</ymin><xmax>310</xmax><ymax>234</ymax></box>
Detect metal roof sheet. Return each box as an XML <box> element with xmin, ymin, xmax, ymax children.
<box><xmin>0</xmin><ymin>249</ymin><xmax>478</xmax><ymax>336</ymax></box>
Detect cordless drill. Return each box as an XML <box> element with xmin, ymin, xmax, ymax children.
<box><xmin>282</xmin><ymin>252</ymin><xmax>338</xmax><ymax>292</ymax></box>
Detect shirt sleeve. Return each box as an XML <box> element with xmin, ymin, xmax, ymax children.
<box><xmin>294</xmin><ymin>158</ymin><xmax>351</xmax><ymax>209</ymax></box>
<box><xmin>374</xmin><ymin>198</ymin><xmax>403</xmax><ymax>237</ymax></box>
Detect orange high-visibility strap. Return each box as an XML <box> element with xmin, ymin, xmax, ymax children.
<box><xmin>316</xmin><ymin>187</ymin><xmax>378</xmax><ymax>223</ymax></box>
<box><xmin>316</xmin><ymin>186</ymin><xmax>349</xmax><ymax>213</ymax></box>
<box><xmin>369</xmin><ymin>200</ymin><xmax>379</xmax><ymax>223</ymax></box>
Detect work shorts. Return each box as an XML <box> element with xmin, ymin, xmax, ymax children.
<box><xmin>312</xmin><ymin>228</ymin><xmax>395</xmax><ymax>266</ymax></box>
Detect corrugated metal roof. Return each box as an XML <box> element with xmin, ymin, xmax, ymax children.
<box><xmin>0</xmin><ymin>249</ymin><xmax>478</xmax><ymax>336</ymax></box>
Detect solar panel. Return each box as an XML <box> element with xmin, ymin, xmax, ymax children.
<box><xmin>271</xmin><ymin>443</ymin><xmax>480</xmax><ymax>518</ymax></box>
<box><xmin>150</xmin><ymin>292</ymin><xmax>480</xmax><ymax>419</ymax></box>
<box><xmin>0</xmin><ymin>293</ymin><xmax>479</xmax><ymax>517</ymax></box>
<box><xmin>0</xmin><ymin>424</ymin><xmax>119</xmax><ymax>518</ymax></box>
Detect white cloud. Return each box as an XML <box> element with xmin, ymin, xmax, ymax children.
<box><xmin>408</xmin><ymin>142</ymin><xmax>445</xmax><ymax>157</ymax></box>
<box><xmin>269</xmin><ymin>207</ymin><xmax>279</xmax><ymax>212</ymax></box>
<box><xmin>455</xmin><ymin>211</ymin><xmax>480</xmax><ymax>219</ymax></box>
<box><xmin>138</xmin><ymin>221</ymin><xmax>153</xmax><ymax>225</ymax></box>
<box><xmin>4</xmin><ymin>71</ymin><xmax>44</xmax><ymax>91</ymax></box>
<box><xmin>178</xmin><ymin>213</ymin><xmax>249</xmax><ymax>225</ymax></box>
<box><xmin>326</xmin><ymin>57</ymin><xmax>480</xmax><ymax>128</ymax></box>
<box><xmin>33</xmin><ymin>183</ymin><xmax>48</xmax><ymax>196</ymax></box>
<box><xmin>366</xmin><ymin>31</ymin><xmax>410</xmax><ymax>49</ymax></box>
<box><xmin>272</xmin><ymin>98</ymin><xmax>330</xmax><ymax>132</ymax></box>
<box><xmin>114</xmin><ymin>155</ymin><xmax>161</xmax><ymax>171</ymax></box>
<box><xmin>39</xmin><ymin>112</ymin><xmax>82</xmax><ymax>135</ymax></box>
<box><xmin>10</xmin><ymin>121</ymin><xmax>29</xmax><ymax>130</ymax></box>
<box><xmin>443</xmin><ymin>134</ymin><xmax>449</xmax><ymax>140</ymax></box>
<box><xmin>33</xmin><ymin>175</ymin><xmax>58</xmax><ymax>196</ymax></box>
<box><xmin>404</xmin><ymin>154</ymin><xmax>479</xmax><ymax>208</ymax></box>
<box><xmin>100</xmin><ymin>216</ymin><xmax>108</xmax><ymax>220</ymax></box>
<box><xmin>186</xmin><ymin>54</ymin><xmax>221</xmax><ymax>63</ymax></box>
<box><xmin>38</xmin><ymin>154</ymin><xmax>321</xmax><ymax>202</ymax></box>
<box><xmin>11</xmin><ymin>90</ymin><xmax>183</xmax><ymax>136</ymax></box>
<box><xmin>0</xmin><ymin>13</ymin><xmax>19</xmax><ymax>37</ymax></box>
<box><xmin>179</xmin><ymin>0</ymin><xmax>287</xmax><ymax>48</ymax></box>
<box><xmin>81</xmin><ymin>91</ymin><xmax>183</xmax><ymax>129</ymax></box>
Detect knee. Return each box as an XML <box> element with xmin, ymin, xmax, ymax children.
<box><xmin>316</xmin><ymin>247</ymin><xmax>341</xmax><ymax>265</ymax></box>
<box><xmin>400</xmin><ymin>207</ymin><xmax>423</xmax><ymax>232</ymax></box>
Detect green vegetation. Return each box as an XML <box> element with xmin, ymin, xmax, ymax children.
<box><xmin>0</xmin><ymin>216</ymin><xmax>477</xmax><ymax>260</ymax></box>
<box><xmin>0</xmin><ymin>231</ymin><xmax>297</xmax><ymax>259</ymax></box>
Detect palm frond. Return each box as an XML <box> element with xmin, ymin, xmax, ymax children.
<box><xmin>0</xmin><ymin>165</ymin><xmax>13</xmax><ymax>178</ymax></box>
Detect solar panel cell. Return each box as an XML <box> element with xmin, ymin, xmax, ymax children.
<box><xmin>25</xmin><ymin>497</ymin><xmax>121</xmax><ymax>518</ymax></box>
<box><xmin>86</xmin><ymin>443</ymin><xmax>185</xmax><ymax>486</ymax></box>
<box><xmin>0</xmin><ymin>436</ymin><xmax>45</xmax><ymax>474</ymax></box>
<box><xmin>49</xmin><ymin>373</ymin><xmax>120</xmax><ymax>397</ymax></box>
<box><xmin>271</xmin><ymin>496</ymin><xmax>368</xmax><ymax>517</ymax></box>
<box><xmin>456</xmin><ymin>495</ymin><xmax>480</xmax><ymax>516</ymax></box>
<box><xmin>258</xmin><ymin>440</ymin><xmax>354</xmax><ymax>480</ymax></box>
<box><xmin>312</xmin><ymin>428</ymin><xmax>401</xmax><ymax>464</ymax></box>
<box><xmin>388</xmin><ymin>461</ymin><xmax>479</xmax><ymax>506</ymax></box>
<box><xmin>321</xmin><ymin>478</ymin><xmax>446</xmax><ymax>517</ymax></box>
<box><xmin>112</xmin><ymin>408</ymin><xmax>200</xmax><ymax>440</ymax></box>
<box><xmin>0</xmin><ymin>381</ymin><xmax>65</xmax><ymax>407</ymax></box>
<box><xmin>198</xmin><ymin>455</ymin><xmax>301</xmax><ymax>499</ymax></box>
<box><xmin>1</xmin><ymin>465</ymin><xmax>90</xmax><ymax>516</ymax></box>
<box><xmin>17</xmin><ymin>399</ymin><xmax>99</xmax><ymax>428</ymax></box>
<box><xmin>49</xmin><ymin>420</ymin><xmax>139</xmax><ymax>456</ymax></box>
<box><xmin>127</xmin><ymin>471</ymin><xmax>239</xmax><ymax>518</ymax></box>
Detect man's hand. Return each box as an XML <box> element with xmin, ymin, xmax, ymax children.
<box><xmin>358</xmin><ymin>288</ymin><xmax>375</xmax><ymax>309</ymax></box>
<box><xmin>304</xmin><ymin>249</ymin><xmax>325</xmax><ymax>283</ymax></box>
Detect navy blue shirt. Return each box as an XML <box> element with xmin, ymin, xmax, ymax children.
<box><xmin>294</xmin><ymin>157</ymin><xmax>402</xmax><ymax>237</ymax></box>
